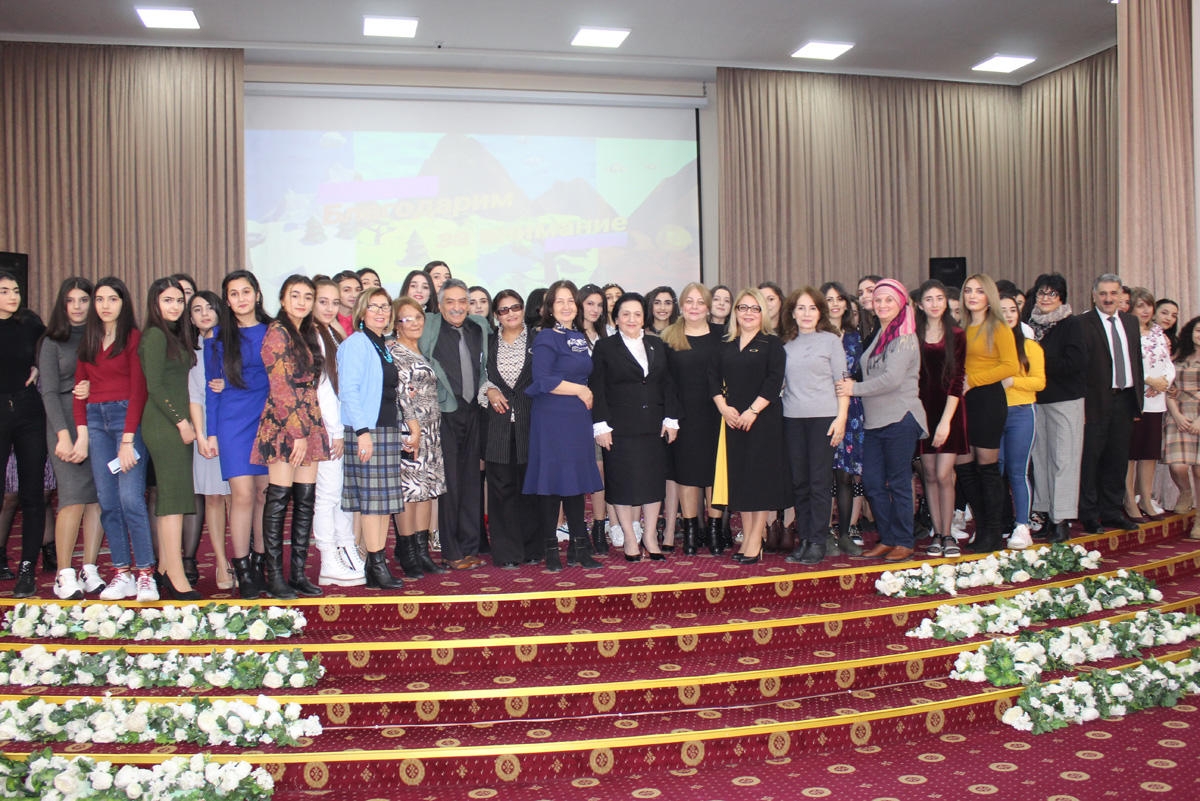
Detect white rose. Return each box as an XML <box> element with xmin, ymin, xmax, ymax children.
<box><xmin>125</xmin><ymin>711</ymin><xmax>148</xmax><ymax>733</ymax></box>
<box><xmin>178</xmin><ymin>673</ymin><xmax>196</xmax><ymax>688</ymax></box>
<box><xmin>290</xmin><ymin>672</ymin><xmax>308</xmax><ymax>688</ymax></box>
<box><xmin>247</xmin><ymin>620</ymin><xmax>269</xmax><ymax>640</ymax></box>
<box><xmin>89</xmin><ymin>769</ymin><xmax>114</xmax><ymax>790</ymax></box>
<box><xmin>1010</xmin><ymin>570</ymin><xmax>1031</xmax><ymax>584</ymax></box>
<box><xmin>10</xmin><ymin>619</ymin><xmax>33</xmax><ymax>638</ymax></box>
<box><xmin>263</xmin><ymin>672</ymin><xmax>284</xmax><ymax>689</ymax></box>
<box><xmin>98</xmin><ymin>621</ymin><xmax>118</xmax><ymax>639</ymax></box>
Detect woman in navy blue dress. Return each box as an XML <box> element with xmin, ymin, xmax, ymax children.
<box><xmin>524</xmin><ymin>280</ymin><xmax>603</xmax><ymax>572</ymax></box>
<box><xmin>204</xmin><ymin>270</ymin><xmax>271</xmax><ymax>598</ymax></box>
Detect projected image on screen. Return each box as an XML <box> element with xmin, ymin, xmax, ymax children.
<box><xmin>245</xmin><ymin>95</ymin><xmax>700</xmax><ymax>306</ymax></box>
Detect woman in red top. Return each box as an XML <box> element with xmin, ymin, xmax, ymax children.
<box><xmin>73</xmin><ymin>277</ymin><xmax>157</xmax><ymax>602</ymax></box>
<box><xmin>251</xmin><ymin>275</ymin><xmax>330</xmax><ymax>599</ymax></box>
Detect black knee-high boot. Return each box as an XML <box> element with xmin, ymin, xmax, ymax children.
<box><xmin>971</xmin><ymin>462</ymin><xmax>1006</xmax><ymax>553</ymax></box>
<box><xmin>261</xmin><ymin>484</ymin><xmax>298</xmax><ymax>600</ymax></box>
<box><xmin>288</xmin><ymin>483</ymin><xmax>322</xmax><ymax>596</ymax></box>
<box><xmin>954</xmin><ymin>462</ymin><xmax>983</xmax><ymax>539</ymax></box>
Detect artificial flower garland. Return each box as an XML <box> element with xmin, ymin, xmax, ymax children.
<box><xmin>875</xmin><ymin>542</ymin><xmax>1102</xmax><ymax>598</ymax></box>
<box><xmin>0</xmin><ymin>749</ymin><xmax>274</xmax><ymax>801</ymax></box>
<box><xmin>0</xmin><ymin>645</ymin><xmax>324</xmax><ymax>691</ymax></box>
<box><xmin>1</xmin><ymin>603</ymin><xmax>307</xmax><ymax>642</ymax></box>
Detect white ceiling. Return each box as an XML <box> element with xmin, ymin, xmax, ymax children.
<box><xmin>0</xmin><ymin>0</ymin><xmax>1118</xmax><ymax>85</ymax></box>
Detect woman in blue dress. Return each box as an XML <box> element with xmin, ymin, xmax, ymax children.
<box><xmin>821</xmin><ymin>282</ymin><xmax>865</xmax><ymax>555</ymax></box>
<box><xmin>523</xmin><ymin>279</ymin><xmax>604</xmax><ymax>572</ymax></box>
<box><xmin>204</xmin><ymin>270</ymin><xmax>271</xmax><ymax>598</ymax></box>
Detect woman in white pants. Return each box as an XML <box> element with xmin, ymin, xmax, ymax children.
<box><xmin>312</xmin><ymin>278</ymin><xmax>365</xmax><ymax>586</ymax></box>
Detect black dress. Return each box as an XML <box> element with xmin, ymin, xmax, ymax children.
<box><xmin>666</xmin><ymin>324</ymin><xmax>723</xmax><ymax>487</ymax></box>
<box><xmin>708</xmin><ymin>333</ymin><xmax>791</xmax><ymax>512</ymax></box>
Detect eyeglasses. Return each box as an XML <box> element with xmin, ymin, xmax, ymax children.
<box><xmin>735</xmin><ymin>304</ymin><xmax>762</xmax><ymax>314</ymax></box>
<box><xmin>1036</xmin><ymin>289</ymin><xmax>1059</xmax><ymax>299</ymax></box>
<box><xmin>366</xmin><ymin>303</ymin><xmax>390</xmax><ymax>314</ymax></box>
<box><xmin>495</xmin><ymin>304</ymin><xmax>523</xmax><ymax>316</ymax></box>
<box><xmin>396</xmin><ymin>316</ymin><xmax>420</xmax><ymax>325</ymax></box>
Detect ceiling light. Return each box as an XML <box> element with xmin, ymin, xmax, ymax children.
<box><xmin>791</xmin><ymin>41</ymin><xmax>854</xmax><ymax>60</ymax></box>
<box><xmin>973</xmin><ymin>55</ymin><xmax>1036</xmax><ymax>73</ymax></box>
<box><xmin>571</xmin><ymin>27</ymin><xmax>630</xmax><ymax>48</ymax></box>
<box><xmin>363</xmin><ymin>16</ymin><xmax>418</xmax><ymax>38</ymax></box>
<box><xmin>135</xmin><ymin>7</ymin><xmax>199</xmax><ymax>29</ymax></box>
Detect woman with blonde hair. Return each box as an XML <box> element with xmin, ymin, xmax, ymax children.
<box><xmin>708</xmin><ymin>288</ymin><xmax>790</xmax><ymax>564</ymax></box>
<box><xmin>956</xmin><ymin>274</ymin><xmax>1018</xmax><ymax>553</ymax></box>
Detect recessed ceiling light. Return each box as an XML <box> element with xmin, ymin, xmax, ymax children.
<box><xmin>791</xmin><ymin>41</ymin><xmax>854</xmax><ymax>60</ymax></box>
<box><xmin>571</xmin><ymin>27</ymin><xmax>630</xmax><ymax>48</ymax></box>
<box><xmin>135</xmin><ymin>7</ymin><xmax>199</xmax><ymax>30</ymax></box>
<box><xmin>363</xmin><ymin>16</ymin><xmax>419</xmax><ymax>38</ymax></box>
<box><xmin>973</xmin><ymin>55</ymin><xmax>1036</xmax><ymax>73</ymax></box>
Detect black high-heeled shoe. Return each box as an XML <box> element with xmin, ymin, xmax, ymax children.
<box><xmin>734</xmin><ymin>551</ymin><xmax>762</xmax><ymax>565</ymax></box>
<box><xmin>642</xmin><ymin>530</ymin><xmax>666</xmax><ymax>561</ymax></box>
<box><xmin>181</xmin><ymin>557</ymin><xmax>200</xmax><ymax>586</ymax></box>
<box><xmin>623</xmin><ymin>550</ymin><xmax>642</xmax><ymax>562</ymax></box>
<box><xmin>161</xmin><ymin>572</ymin><xmax>202</xmax><ymax>601</ymax></box>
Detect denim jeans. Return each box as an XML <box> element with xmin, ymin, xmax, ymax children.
<box><xmin>999</xmin><ymin>404</ymin><xmax>1036</xmax><ymax>526</ymax></box>
<box><xmin>862</xmin><ymin>413</ymin><xmax>922</xmax><ymax>548</ymax></box>
<box><xmin>87</xmin><ymin>401</ymin><xmax>155</xmax><ymax>569</ymax></box>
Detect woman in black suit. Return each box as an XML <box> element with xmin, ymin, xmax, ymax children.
<box><xmin>480</xmin><ymin>289</ymin><xmax>539</xmax><ymax>568</ymax></box>
<box><xmin>591</xmin><ymin>293</ymin><xmax>679</xmax><ymax>561</ymax></box>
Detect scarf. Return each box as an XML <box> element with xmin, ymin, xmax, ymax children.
<box><xmin>1028</xmin><ymin>303</ymin><xmax>1074</xmax><ymax>342</ymax></box>
<box><xmin>870</xmin><ymin>278</ymin><xmax>915</xmax><ymax>357</ymax></box>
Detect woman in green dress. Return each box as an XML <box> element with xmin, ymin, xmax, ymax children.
<box><xmin>139</xmin><ymin>277</ymin><xmax>199</xmax><ymax>599</ymax></box>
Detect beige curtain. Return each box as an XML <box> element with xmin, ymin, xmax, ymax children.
<box><xmin>718</xmin><ymin>53</ymin><xmax>1117</xmax><ymax>298</ymax></box>
<box><xmin>1020</xmin><ymin>49</ymin><xmax>1118</xmax><ymax>305</ymax></box>
<box><xmin>1118</xmin><ymin>1</ymin><xmax>1195</xmax><ymax>310</ymax></box>
<box><xmin>0</xmin><ymin>43</ymin><xmax>243</xmax><ymax>318</ymax></box>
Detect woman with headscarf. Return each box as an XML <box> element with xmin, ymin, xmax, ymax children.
<box><xmin>836</xmin><ymin>278</ymin><xmax>927</xmax><ymax>562</ymax></box>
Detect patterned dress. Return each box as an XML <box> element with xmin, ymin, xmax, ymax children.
<box><xmin>1163</xmin><ymin>360</ymin><xmax>1200</xmax><ymax>465</ymax></box>
<box><xmin>389</xmin><ymin>342</ymin><xmax>446</xmax><ymax>502</ymax></box>
<box><xmin>834</xmin><ymin>330</ymin><xmax>865</xmax><ymax>475</ymax></box>
<box><xmin>252</xmin><ymin>322</ymin><xmax>330</xmax><ymax>465</ymax></box>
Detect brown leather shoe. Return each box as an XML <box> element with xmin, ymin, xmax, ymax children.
<box><xmin>462</xmin><ymin>554</ymin><xmax>484</xmax><ymax>568</ymax></box>
<box><xmin>448</xmin><ymin>557</ymin><xmax>476</xmax><ymax>570</ymax></box>
<box><xmin>884</xmin><ymin>546</ymin><xmax>915</xmax><ymax>562</ymax></box>
<box><xmin>860</xmin><ymin>543</ymin><xmax>893</xmax><ymax>558</ymax></box>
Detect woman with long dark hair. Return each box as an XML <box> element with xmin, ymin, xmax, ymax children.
<box><xmin>913</xmin><ymin>279</ymin><xmax>967</xmax><ymax>557</ymax></box>
<box><xmin>251</xmin><ymin>275</ymin><xmax>331</xmax><ymax>599</ymax></box>
<box><xmin>1124</xmin><ymin>288</ymin><xmax>1174</xmax><ymax>521</ymax></box>
<box><xmin>480</xmin><ymin>289</ymin><xmax>539</xmax><ymax>567</ymax></box>
<box><xmin>577</xmin><ymin>283</ymin><xmax>610</xmax><ymax>551</ymax></box>
<box><xmin>957</xmin><ymin>274</ymin><xmax>1018</xmax><ymax>553</ymax></box>
<box><xmin>757</xmin><ymin>282</ymin><xmax>785</xmax><ymax>334</ymax></box>
<box><xmin>709</xmin><ymin>285</ymin><xmax>733</xmax><ymax>329</ymax></box>
<box><xmin>523</xmin><ymin>279</ymin><xmax>603</xmax><ymax>571</ymax></box>
<box><xmin>204</xmin><ymin>270</ymin><xmax>272</xmax><ymax>598</ymax></box>
<box><xmin>187</xmin><ymin>290</ymin><xmax>232</xmax><ymax>590</ymax></box>
<box><xmin>401</xmin><ymin>270</ymin><xmax>437</xmax><ymax>314</ymax></box>
<box><xmin>1155</xmin><ymin>299</ymin><xmax>1180</xmax><ymax>355</ymax></box>
<box><xmin>74</xmin><ymin>276</ymin><xmax>156</xmax><ymax>601</ymax></box>
<box><xmin>139</xmin><ymin>277</ymin><xmax>200</xmax><ymax>598</ymax></box>
<box><xmin>645</xmin><ymin>286</ymin><xmax>679</xmax><ymax>336</ymax></box>
<box><xmin>0</xmin><ymin>271</ymin><xmax>47</xmax><ymax>598</ymax></box>
<box><xmin>821</xmin><ymin>281</ymin><xmax>866</xmax><ymax>554</ymax></box>
<box><xmin>997</xmin><ymin>290</ymin><xmax>1045</xmax><ymax>549</ymax></box>
<box><xmin>424</xmin><ymin>261</ymin><xmax>452</xmax><ymax>295</ymax></box>
<box><xmin>39</xmin><ymin>277</ymin><xmax>105</xmax><ymax>599</ymax></box>
<box><xmin>309</xmin><ymin>278</ymin><xmax>364</xmax><ymax>586</ymax></box>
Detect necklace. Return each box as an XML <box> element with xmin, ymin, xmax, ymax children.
<box><xmin>365</xmin><ymin>330</ymin><xmax>393</xmax><ymax>364</ymax></box>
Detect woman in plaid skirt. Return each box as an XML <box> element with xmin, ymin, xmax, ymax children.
<box><xmin>1164</xmin><ymin>315</ymin><xmax>1200</xmax><ymax>539</ymax></box>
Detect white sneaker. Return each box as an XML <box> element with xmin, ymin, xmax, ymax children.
<box><xmin>343</xmin><ymin>543</ymin><xmax>366</xmax><ymax>574</ymax></box>
<box><xmin>1150</xmin><ymin>499</ymin><xmax>1166</xmax><ymax>516</ymax></box>
<box><xmin>632</xmin><ymin>520</ymin><xmax>644</xmax><ymax>542</ymax></box>
<box><xmin>1008</xmin><ymin>524</ymin><xmax>1033</xmax><ymax>550</ymax></box>
<box><xmin>53</xmin><ymin>568</ymin><xmax>84</xmax><ymax>601</ymax></box>
<box><xmin>80</xmin><ymin>564</ymin><xmax>106</xmax><ymax>593</ymax></box>
<box><xmin>99</xmin><ymin>570</ymin><xmax>137</xmax><ymax>600</ymax></box>
<box><xmin>556</xmin><ymin>523</ymin><xmax>570</xmax><ymax>542</ymax></box>
<box><xmin>608</xmin><ymin>524</ymin><xmax>625</xmax><ymax>548</ymax></box>
<box><xmin>319</xmin><ymin>546</ymin><xmax>366</xmax><ymax>587</ymax></box>
<box><xmin>135</xmin><ymin>571</ymin><xmax>159</xmax><ymax>603</ymax></box>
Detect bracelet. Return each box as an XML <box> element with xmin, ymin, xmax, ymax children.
<box><xmin>747</xmin><ymin>408</ymin><xmax>759</xmax><ymax>415</ymax></box>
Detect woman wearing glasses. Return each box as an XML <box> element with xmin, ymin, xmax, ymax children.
<box><xmin>480</xmin><ymin>290</ymin><xmax>539</xmax><ymax>567</ymax></box>
<box><xmin>1027</xmin><ymin>273</ymin><xmax>1087</xmax><ymax>541</ymax></box>
<box><xmin>337</xmin><ymin>288</ymin><xmax>414</xmax><ymax>590</ymax></box>
<box><xmin>709</xmin><ymin>289</ymin><xmax>790</xmax><ymax>564</ymax></box>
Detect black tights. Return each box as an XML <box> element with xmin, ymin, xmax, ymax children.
<box><xmin>182</xmin><ymin>495</ymin><xmax>205</xmax><ymax>560</ymax></box>
<box><xmin>538</xmin><ymin>494</ymin><xmax>585</xmax><ymax>544</ymax></box>
<box><xmin>834</xmin><ymin>469</ymin><xmax>855</xmax><ymax>537</ymax></box>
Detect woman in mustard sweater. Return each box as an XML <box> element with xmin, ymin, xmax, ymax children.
<box><xmin>958</xmin><ymin>274</ymin><xmax>1019</xmax><ymax>552</ymax></box>
<box><xmin>998</xmin><ymin>290</ymin><xmax>1045</xmax><ymax>549</ymax></box>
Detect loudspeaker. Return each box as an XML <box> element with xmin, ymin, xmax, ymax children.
<box><xmin>0</xmin><ymin>252</ymin><xmax>29</xmax><ymax>309</ymax></box>
<box><xmin>929</xmin><ymin>257</ymin><xmax>966</xmax><ymax>289</ymax></box>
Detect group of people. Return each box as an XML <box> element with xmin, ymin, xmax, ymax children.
<box><xmin>0</xmin><ymin>261</ymin><xmax>1196</xmax><ymax>602</ymax></box>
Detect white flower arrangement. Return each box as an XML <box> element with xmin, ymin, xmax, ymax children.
<box><xmin>1</xmin><ymin>603</ymin><xmax>307</xmax><ymax>642</ymax></box>
<box><xmin>0</xmin><ymin>694</ymin><xmax>321</xmax><ymax>748</ymax></box>
<box><xmin>1001</xmin><ymin>649</ymin><xmax>1200</xmax><ymax>734</ymax></box>
<box><xmin>875</xmin><ymin>543</ymin><xmax>1102</xmax><ymax>598</ymax></box>
<box><xmin>0</xmin><ymin>645</ymin><xmax>324</xmax><ymax>691</ymax></box>
<box><xmin>906</xmin><ymin>571</ymin><xmax>1163</xmax><ymax>642</ymax></box>
<box><xmin>0</xmin><ymin>748</ymin><xmax>273</xmax><ymax>800</ymax></box>
<box><xmin>951</xmin><ymin>609</ymin><xmax>1200</xmax><ymax>687</ymax></box>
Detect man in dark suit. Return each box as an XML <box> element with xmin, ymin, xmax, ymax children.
<box><xmin>1078</xmin><ymin>273</ymin><xmax>1144</xmax><ymax>533</ymax></box>
<box><xmin>418</xmin><ymin>278</ymin><xmax>491</xmax><ymax>570</ymax></box>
